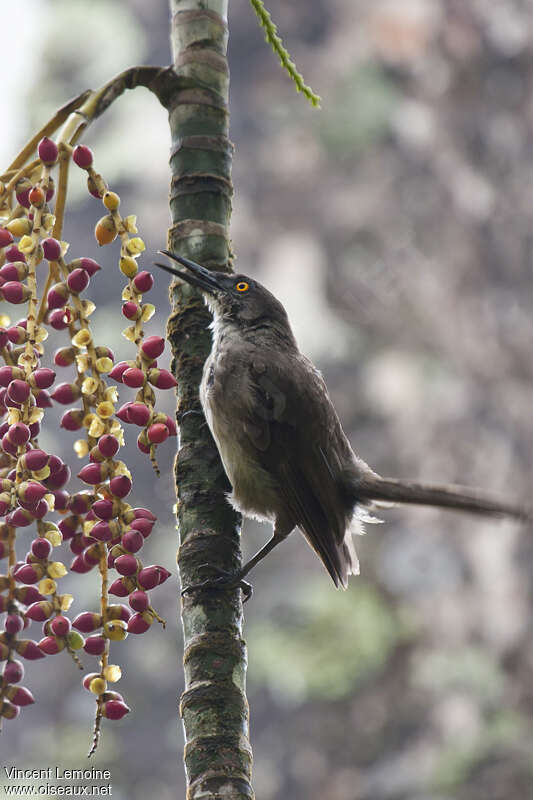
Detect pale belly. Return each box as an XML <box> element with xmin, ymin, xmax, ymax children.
<box><xmin>200</xmin><ymin>367</ymin><xmax>279</xmax><ymax>522</ymax></box>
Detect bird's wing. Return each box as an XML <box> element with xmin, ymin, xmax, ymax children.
<box><xmin>243</xmin><ymin>354</ymin><xmax>358</xmax><ymax>587</ymax></box>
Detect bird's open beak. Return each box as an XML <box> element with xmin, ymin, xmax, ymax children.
<box><xmin>154</xmin><ymin>250</ymin><xmax>224</xmax><ymax>295</ymax></box>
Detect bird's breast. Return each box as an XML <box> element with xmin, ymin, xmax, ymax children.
<box><xmin>200</xmin><ymin>340</ymin><xmax>278</xmax><ymax>520</ymax></box>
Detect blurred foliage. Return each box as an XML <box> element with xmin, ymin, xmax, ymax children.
<box><xmin>317</xmin><ymin>64</ymin><xmax>399</xmax><ymax>159</ymax></box>
<box><xmin>248</xmin><ymin>580</ymin><xmax>407</xmax><ymax>700</ymax></box>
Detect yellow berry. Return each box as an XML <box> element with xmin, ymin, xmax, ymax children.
<box><xmin>103</xmin><ymin>620</ymin><xmax>128</xmax><ymax>642</ymax></box>
<box><xmin>72</xmin><ymin>329</ymin><xmax>92</xmax><ymax>348</ymax></box>
<box><xmin>141</xmin><ymin>304</ymin><xmax>155</xmax><ymax>322</ymax></box>
<box><xmin>119</xmin><ymin>256</ymin><xmax>138</xmax><ymax>278</ymax></box>
<box><xmin>32</xmin><ymin>466</ymin><xmax>50</xmax><ymax>480</ymax></box>
<box><xmin>125</xmin><ymin>237</ymin><xmax>145</xmax><ymax>256</ymax></box>
<box><xmin>81</xmin><ymin>299</ymin><xmax>96</xmax><ymax>316</ymax></box>
<box><xmin>81</xmin><ymin>376</ymin><xmax>99</xmax><ymax>395</ymax></box>
<box><xmin>89</xmin><ymin>677</ymin><xmax>107</xmax><ymax>695</ymax></box>
<box><xmin>74</xmin><ymin>439</ymin><xmax>89</xmax><ymax>458</ymax></box>
<box><xmin>6</xmin><ymin>218</ymin><xmax>31</xmax><ymax>237</ymax></box>
<box><xmin>44</xmin><ymin>494</ymin><xmax>55</xmax><ymax>510</ymax></box>
<box><xmin>34</xmin><ymin>326</ymin><xmax>48</xmax><ymax>343</ymax></box>
<box><xmin>121</xmin><ymin>326</ymin><xmax>137</xmax><ymax>342</ymax></box>
<box><xmin>47</xmin><ymin>562</ymin><xmax>67</xmax><ymax>579</ymax></box>
<box><xmin>18</xmin><ymin>235</ymin><xmax>35</xmax><ymax>254</ymax></box>
<box><xmin>83</xmin><ymin>519</ymin><xmax>96</xmax><ymax>536</ymax></box>
<box><xmin>95</xmin><ymin>356</ymin><xmax>113</xmax><ymax>373</ymax></box>
<box><xmin>44</xmin><ymin>529</ymin><xmax>62</xmax><ymax>547</ymax></box>
<box><xmin>103</xmin><ymin>191</ymin><xmax>120</xmax><ymax>211</ymax></box>
<box><xmin>94</xmin><ymin>215</ymin><xmax>117</xmax><ymax>246</ymax></box>
<box><xmin>96</xmin><ymin>401</ymin><xmax>114</xmax><ymax>419</ymax></box>
<box><xmin>88</xmin><ymin>418</ymin><xmax>106</xmax><ymax>438</ymax></box>
<box><xmin>123</xmin><ymin>215</ymin><xmax>137</xmax><ymax>233</ymax></box>
<box><xmin>105</xmin><ymin>386</ymin><xmax>119</xmax><ymax>403</ymax></box>
<box><xmin>75</xmin><ymin>354</ymin><xmax>89</xmax><ymax>372</ymax></box>
<box><xmin>59</xmin><ymin>594</ymin><xmax>73</xmax><ymax>612</ymax></box>
<box><xmin>103</xmin><ymin>664</ymin><xmax>122</xmax><ymax>682</ymax></box>
<box><xmin>38</xmin><ymin>578</ymin><xmax>57</xmax><ymax>596</ymax></box>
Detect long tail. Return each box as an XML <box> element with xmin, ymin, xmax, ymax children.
<box><xmin>353</xmin><ymin>475</ymin><xmax>529</xmax><ymax>522</ymax></box>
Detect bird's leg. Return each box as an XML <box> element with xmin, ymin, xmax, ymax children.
<box><xmin>181</xmin><ymin>518</ymin><xmax>293</xmax><ymax>601</ymax></box>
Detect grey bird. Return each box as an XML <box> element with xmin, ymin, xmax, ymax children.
<box><xmin>156</xmin><ymin>250</ymin><xmax>528</xmax><ymax>595</ymax></box>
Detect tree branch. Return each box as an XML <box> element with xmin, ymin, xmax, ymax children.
<box><xmin>166</xmin><ymin>1</ymin><xmax>254</xmax><ymax>798</ymax></box>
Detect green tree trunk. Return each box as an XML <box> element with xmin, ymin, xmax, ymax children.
<box><xmin>166</xmin><ymin>2</ymin><xmax>254</xmax><ymax>798</ymax></box>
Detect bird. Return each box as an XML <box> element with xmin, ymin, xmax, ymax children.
<box><xmin>156</xmin><ymin>249</ymin><xmax>529</xmax><ymax>597</ymax></box>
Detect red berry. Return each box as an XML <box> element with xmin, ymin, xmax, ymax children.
<box><xmin>7</xmin><ymin>379</ymin><xmax>30</xmax><ymax>404</ymax></box>
<box><xmin>50</xmin><ymin>615</ymin><xmax>71</xmax><ymax>637</ymax></box>
<box><xmin>51</xmin><ymin>382</ymin><xmax>80</xmax><ymax>404</ymax></box>
<box><xmin>48</xmin><ymin>308</ymin><xmax>72</xmax><ymax>330</ymax></box>
<box><xmin>127</xmin><ymin>402</ymin><xmax>151</xmax><ymax>426</ymax></box>
<box><xmin>73</xmin><ymin>612</ymin><xmax>103</xmax><ymax>633</ymax></box>
<box><xmin>97</xmin><ymin>434</ymin><xmax>119</xmax><ymax>458</ymax></box>
<box><xmin>109</xmin><ymin>362</ymin><xmax>130</xmax><ymax>383</ymax></box>
<box><xmin>30</xmin><ymin>367</ymin><xmax>55</xmax><ymax>389</ymax></box>
<box><xmin>7</xmin><ymin>686</ymin><xmax>35</xmax><ymax>706</ymax></box>
<box><xmin>5</xmin><ymin>614</ymin><xmax>24</xmax><ymax>635</ymax></box>
<box><xmin>78</xmin><ymin>463</ymin><xmax>109</xmax><ymax>485</ymax></box>
<box><xmin>122</xmin><ymin>368</ymin><xmax>145</xmax><ymax>388</ymax></box>
<box><xmin>133</xmin><ymin>271</ymin><xmax>153</xmax><ymax>293</ymax></box>
<box><xmin>14</xmin><ymin>640</ymin><xmax>45</xmax><ymax>660</ymax></box>
<box><xmin>122</xmin><ymin>301</ymin><xmax>141</xmax><ymax>320</ymax></box>
<box><xmin>90</xmin><ymin>521</ymin><xmax>112</xmax><ymax>542</ymax></box>
<box><xmin>0</xmin><ymin>229</ymin><xmax>14</xmax><ymax>248</ymax></box>
<box><xmin>115</xmin><ymin>554</ymin><xmax>138</xmax><ymax>576</ymax></box>
<box><xmin>102</xmin><ymin>699</ymin><xmax>130</xmax><ymax>720</ymax></box>
<box><xmin>3</xmin><ymin>660</ymin><xmax>24</xmax><ymax>683</ymax></box>
<box><xmin>83</xmin><ymin>635</ymin><xmax>106</xmax><ymax>655</ymax></box>
<box><xmin>5</xmin><ymin>246</ymin><xmax>25</xmax><ymax>262</ymax></box>
<box><xmin>121</xmin><ymin>530</ymin><xmax>143</xmax><ymax>553</ymax></box>
<box><xmin>38</xmin><ymin>137</ymin><xmax>58</xmax><ymax>165</ymax></box>
<box><xmin>72</xmin><ymin>145</ymin><xmax>93</xmax><ymax>168</ymax></box>
<box><xmin>129</xmin><ymin>590</ymin><xmax>149</xmax><ymax>613</ymax></box>
<box><xmin>28</xmin><ymin>186</ymin><xmax>45</xmax><ymax>207</ymax></box>
<box><xmin>77</xmin><ymin>258</ymin><xmax>101</xmax><ymax>276</ymax></box>
<box><xmin>141</xmin><ymin>335</ymin><xmax>165</xmax><ymax>359</ymax></box>
<box><xmin>70</xmin><ymin>555</ymin><xmax>93</xmax><ymax>573</ymax></box>
<box><xmin>147</xmin><ymin>368</ymin><xmax>177</xmax><ymax>390</ymax></box>
<box><xmin>31</xmin><ymin>538</ymin><xmax>52</xmax><ymax>559</ymax></box>
<box><xmin>2</xmin><ymin>281</ymin><xmax>30</xmax><ymax>304</ymax></box>
<box><xmin>137</xmin><ymin>566</ymin><xmax>159</xmax><ymax>590</ymax></box>
<box><xmin>41</xmin><ymin>237</ymin><xmax>61</xmax><ymax>261</ymax></box>
<box><xmin>67</xmin><ymin>268</ymin><xmax>90</xmax><ymax>294</ymax></box>
<box><xmin>7</xmin><ymin>422</ymin><xmax>30</xmax><ymax>445</ymax></box>
<box><xmin>47</xmin><ymin>283</ymin><xmax>69</xmax><ymax>310</ymax></box>
<box><xmin>127</xmin><ymin>612</ymin><xmax>152</xmax><ymax>634</ymax></box>
<box><xmin>38</xmin><ymin>636</ymin><xmax>63</xmax><ymax>655</ymax></box>
<box><xmin>109</xmin><ymin>475</ymin><xmax>132</xmax><ymax>498</ymax></box>
<box><xmin>93</xmin><ymin>498</ymin><xmax>116</xmax><ymax>520</ymax></box>
<box><xmin>60</xmin><ymin>408</ymin><xmax>84</xmax><ymax>431</ymax></box>
<box><xmin>54</xmin><ymin>346</ymin><xmax>76</xmax><ymax>367</ymax></box>
<box><xmin>147</xmin><ymin>423</ymin><xmax>169</xmax><ymax>444</ymax></box>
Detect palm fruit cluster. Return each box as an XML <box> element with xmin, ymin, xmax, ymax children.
<box><xmin>0</xmin><ymin>135</ymin><xmax>174</xmax><ymax>747</ymax></box>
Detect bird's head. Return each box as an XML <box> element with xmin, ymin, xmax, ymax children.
<box><xmin>155</xmin><ymin>250</ymin><xmax>292</xmax><ymax>333</ymax></box>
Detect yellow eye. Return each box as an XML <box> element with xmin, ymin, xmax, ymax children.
<box><xmin>236</xmin><ymin>281</ymin><xmax>249</xmax><ymax>292</ymax></box>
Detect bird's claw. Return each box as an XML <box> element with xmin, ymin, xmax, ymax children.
<box><xmin>181</xmin><ymin>565</ymin><xmax>253</xmax><ymax>602</ymax></box>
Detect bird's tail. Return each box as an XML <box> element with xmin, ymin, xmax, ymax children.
<box><xmin>351</xmin><ymin>474</ymin><xmax>529</xmax><ymax>522</ymax></box>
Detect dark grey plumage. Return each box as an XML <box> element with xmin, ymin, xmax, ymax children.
<box><xmin>157</xmin><ymin>251</ymin><xmax>528</xmax><ymax>590</ymax></box>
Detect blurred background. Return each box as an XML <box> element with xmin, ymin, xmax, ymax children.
<box><xmin>2</xmin><ymin>1</ymin><xmax>533</xmax><ymax>798</ymax></box>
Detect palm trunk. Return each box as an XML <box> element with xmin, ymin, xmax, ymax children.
<box><xmin>166</xmin><ymin>2</ymin><xmax>254</xmax><ymax>798</ymax></box>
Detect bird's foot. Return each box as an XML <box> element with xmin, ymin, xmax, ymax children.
<box><xmin>181</xmin><ymin>564</ymin><xmax>253</xmax><ymax>602</ymax></box>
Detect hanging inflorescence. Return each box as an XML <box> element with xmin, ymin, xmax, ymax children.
<box><xmin>0</xmin><ymin>135</ymin><xmax>175</xmax><ymax>753</ymax></box>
